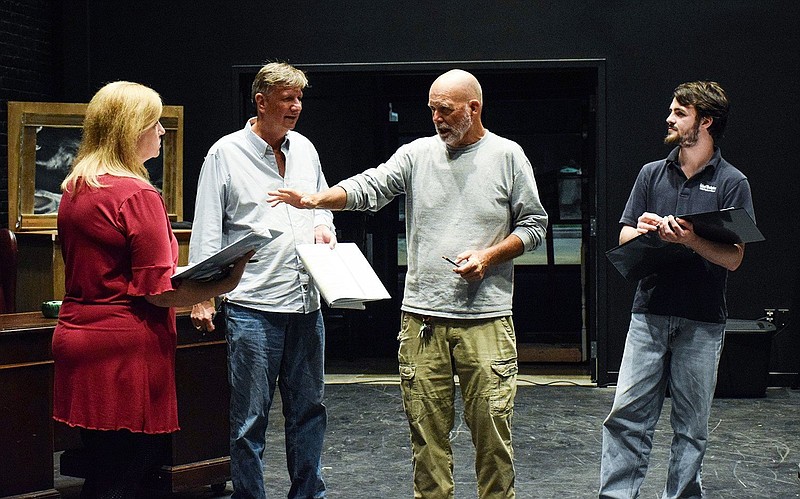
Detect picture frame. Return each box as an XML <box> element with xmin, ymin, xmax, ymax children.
<box><xmin>6</xmin><ymin>101</ymin><xmax>184</xmax><ymax>231</ymax></box>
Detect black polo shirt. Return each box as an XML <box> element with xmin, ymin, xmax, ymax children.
<box><xmin>620</xmin><ymin>147</ymin><xmax>755</xmax><ymax>323</ymax></box>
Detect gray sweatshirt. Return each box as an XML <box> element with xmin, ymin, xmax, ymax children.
<box><xmin>337</xmin><ymin>131</ymin><xmax>548</xmax><ymax>319</ymax></box>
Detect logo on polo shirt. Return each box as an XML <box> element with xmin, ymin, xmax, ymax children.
<box><xmin>699</xmin><ymin>183</ymin><xmax>717</xmax><ymax>193</ymax></box>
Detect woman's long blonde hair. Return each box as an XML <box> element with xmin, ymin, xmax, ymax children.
<box><xmin>62</xmin><ymin>81</ymin><xmax>163</xmax><ymax>194</ymax></box>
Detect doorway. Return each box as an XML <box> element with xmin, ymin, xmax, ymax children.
<box><xmin>233</xmin><ymin>60</ymin><xmax>607</xmax><ymax>378</ymax></box>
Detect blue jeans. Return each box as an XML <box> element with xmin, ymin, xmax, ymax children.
<box><xmin>225</xmin><ymin>303</ymin><xmax>327</xmax><ymax>499</ymax></box>
<box><xmin>599</xmin><ymin>313</ymin><xmax>725</xmax><ymax>499</ymax></box>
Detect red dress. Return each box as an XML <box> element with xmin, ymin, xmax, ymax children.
<box><xmin>52</xmin><ymin>175</ymin><xmax>179</xmax><ymax>434</ymax></box>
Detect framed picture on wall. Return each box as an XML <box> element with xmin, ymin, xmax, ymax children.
<box><xmin>6</xmin><ymin>101</ymin><xmax>184</xmax><ymax>231</ymax></box>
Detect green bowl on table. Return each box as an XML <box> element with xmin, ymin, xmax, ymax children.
<box><xmin>41</xmin><ymin>300</ymin><xmax>62</xmax><ymax>318</ymax></box>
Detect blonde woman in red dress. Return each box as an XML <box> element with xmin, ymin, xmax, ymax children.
<box><xmin>52</xmin><ymin>81</ymin><xmax>250</xmax><ymax>498</ymax></box>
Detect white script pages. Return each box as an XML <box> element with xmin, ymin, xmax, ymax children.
<box><xmin>296</xmin><ymin>242</ymin><xmax>391</xmax><ymax>309</ymax></box>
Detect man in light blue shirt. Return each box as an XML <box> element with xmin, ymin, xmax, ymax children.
<box><xmin>189</xmin><ymin>62</ymin><xmax>335</xmax><ymax>499</ymax></box>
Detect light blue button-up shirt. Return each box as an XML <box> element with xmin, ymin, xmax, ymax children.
<box><xmin>189</xmin><ymin>119</ymin><xmax>334</xmax><ymax>313</ymax></box>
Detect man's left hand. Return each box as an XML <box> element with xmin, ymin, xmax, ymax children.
<box><xmin>452</xmin><ymin>249</ymin><xmax>490</xmax><ymax>282</ymax></box>
<box><xmin>315</xmin><ymin>225</ymin><xmax>337</xmax><ymax>249</ymax></box>
<box><xmin>658</xmin><ymin>215</ymin><xmax>696</xmax><ymax>246</ymax></box>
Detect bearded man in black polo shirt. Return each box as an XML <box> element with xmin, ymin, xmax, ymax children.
<box><xmin>599</xmin><ymin>81</ymin><xmax>755</xmax><ymax>499</ymax></box>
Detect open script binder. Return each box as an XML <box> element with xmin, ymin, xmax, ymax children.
<box><xmin>606</xmin><ymin>207</ymin><xmax>764</xmax><ymax>281</ymax></box>
<box><xmin>296</xmin><ymin>242</ymin><xmax>391</xmax><ymax>309</ymax></box>
<box><xmin>172</xmin><ymin>230</ymin><xmax>281</xmax><ymax>281</ymax></box>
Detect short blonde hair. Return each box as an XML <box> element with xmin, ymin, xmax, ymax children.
<box><xmin>63</xmin><ymin>81</ymin><xmax>163</xmax><ymax>193</ymax></box>
<box><xmin>250</xmin><ymin>62</ymin><xmax>308</xmax><ymax>104</ymax></box>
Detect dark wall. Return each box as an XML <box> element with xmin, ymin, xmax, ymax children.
<box><xmin>9</xmin><ymin>1</ymin><xmax>800</xmax><ymax>374</ymax></box>
<box><xmin>0</xmin><ymin>0</ymin><xmax>63</xmax><ymax>227</ymax></box>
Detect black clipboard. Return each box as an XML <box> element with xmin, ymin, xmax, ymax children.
<box><xmin>606</xmin><ymin>208</ymin><xmax>763</xmax><ymax>281</ymax></box>
<box><xmin>172</xmin><ymin>230</ymin><xmax>281</xmax><ymax>281</ymax></box>
<box><xmin>679</xmin><ymin>207</ymin><xmax>764</xmax><ymax>245</ymax></box>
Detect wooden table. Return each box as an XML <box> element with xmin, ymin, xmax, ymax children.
<box><xmin>0</xmin><ymin>309</ymin><xmax>231</xmax><ymax>497</ymax></box>
<box><xmin>14</xmin><ymin>230</ymin><xmax>192</xmax><ymax>313</ymax></box>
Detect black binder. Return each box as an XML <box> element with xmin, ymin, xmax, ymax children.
<box><xmin>172</xmin><ymin>230</ymin><xmax>281</xmax><ymax>281</ymax></box>
<box><xmin>606</xmin><ymin>208</ymin><xmax>764</xmax><ymax>281</ymax></box>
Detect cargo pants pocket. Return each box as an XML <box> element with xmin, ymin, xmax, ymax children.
<box><xmin>489</xmin><ymin>358</ymin><xmax>518</xmax><ymax>417</ymax></box>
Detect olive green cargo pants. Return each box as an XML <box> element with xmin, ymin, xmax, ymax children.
<box><xmin>398</xmin><ymin>312</ymin><xmax>518</xmax><ymax>499</ymax></box>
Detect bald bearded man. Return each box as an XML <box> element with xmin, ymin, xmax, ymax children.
<box><xmin>270</xmin><ymin>69</ymin><xmax>548</xmax><ymax>498</ymax></box>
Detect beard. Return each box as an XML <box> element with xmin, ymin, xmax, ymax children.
<box><xmin>435</xmin><ymin>107</ymin><xmax>472</xmax><ymax>147</ymax></box>
<box><xmin>664</xmin><ymin>119</ymin><xmax>700</xmax><ymax>147</ymax></box>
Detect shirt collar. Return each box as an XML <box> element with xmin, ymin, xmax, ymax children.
<box><xmin>244</xmin><ymin>118</ymin><xmax>291</xmax><ymax>157</ymax></box>
<box><xmin>445</xmin><ymin>129</ymin><xmax>490</xmax><ymax>157</ymax></box>
<box><xmin>665</xmin><ymin>145</ymin><xmax>721</xmax><ymax>175</ymax></box>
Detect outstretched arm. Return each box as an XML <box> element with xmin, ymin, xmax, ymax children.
<box><xmin>268</xmin><ymin>186</ymin><xmax>348</xmax><ymax>210</ymax></box>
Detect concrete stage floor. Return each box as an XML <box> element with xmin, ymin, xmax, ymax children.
<box><xmin>55</xmin><ymin>366</ymin><xmax>799</xmax><ymax>498</ymax></box>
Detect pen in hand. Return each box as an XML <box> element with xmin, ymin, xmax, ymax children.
<box><xmin>442</xmin><ymin>255</ymin><xmax>462</xmax><ymax>267</ymax></box>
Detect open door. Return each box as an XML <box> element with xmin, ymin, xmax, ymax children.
<box><xmin>233</xmin><ymin>60</ymin><xmax>607</xmax><ymax>377</ymax></box>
